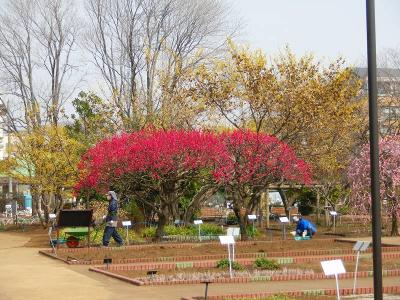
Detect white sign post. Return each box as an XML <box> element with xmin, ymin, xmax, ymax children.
<box><xmin>329</xmin><ymin>211</ymin><xmax>338</xmax><ymax>233</ymax></box>
<box><xmin>247</xmin><ymin>214</ymin><xmax>257</xmax><ymax>236</ymax></box>
<box><xmin>352</xmin><ymin>241</ymin><xmax>370</xmax><ymax>294</ymax></box>
<box><xmin>194</xmin><ymin>220</ymin><xmax>203</xmax><ymax>241</ymax></box>
<box><xmin>122</xmin><ymin>221</ymin><xmax>132</xmax><ymax>245</ymax></box>
<box><xmin>279</xmin><ymin>216</ymin><xmax>289</xmax><ymax>240</ymax></box>
<box><xmin>321</xmin><ymin>259</ymin><xmax>346</xmax><ymax>300</ymax></box>
<box><xmin>219</xmin><ymin>235</ymin><xmax>235</xmax><ymax>278</ymax></box>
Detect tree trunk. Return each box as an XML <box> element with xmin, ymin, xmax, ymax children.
<box><xmin>234</xmin><ymin>207</ymin><xmax>248</xmax><ymax>241</ymax></box>
<box><xmin>155</xmin><ymin>213</ymin><xmax>167</xmax><ymax>241</ymax></box>
<box><xmin>316</xmin><ymin>190</ymin><xmax>320</xmax><ymax>225</ymax></box>
<box><xmin>391</xmin><ymin>210</ymin><xmax>399</xmax><ymax>236</ymax></box>
<box><xmin>34</xmin><ymin>193</ymin><xmax>45</xmax><ymax>228</ymax></box>
<box><xmin>155</xmin><ymin>202</ymin><xmax>169</xmax><ymax>241</ymax></box>
<box><xmin>325</xmin><ymin>198</ymin><xmax>330</xmax><ymax>226</ymax></box>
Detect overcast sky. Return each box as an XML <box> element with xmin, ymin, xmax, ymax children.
<box><xmin>230</xmin><ymin>0</ymin><xmax>400</xmax><ymax>66</ymax></box>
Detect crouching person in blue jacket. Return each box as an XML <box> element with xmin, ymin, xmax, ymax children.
<box><xmin>102</xmin><ymin>191</ymin><xmax>124</xmax><ymax>247</ymax></box>
<box><xmin>293</xmin><ymin>216</ymin><xmax>317</xmax><ymax>238</ymax></box>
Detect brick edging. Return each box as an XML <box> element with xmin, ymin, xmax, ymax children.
<box><xmin>89</xmin><ymin>267</ymin><xmax>144</xmax><ymax>286</ymax></box>
<box><xmin>89</xmin><ymin>251</ymin><xmax>400</xmax><ymax>272</ymax></box>
<box><xmin>181</xmin><ymin>285</ymin><xmax>400</xmax><ymax>300</ymax></box>
<box><xmin>38</xmin><ymin>238</ymin><xmax>336</xmax><ymax>254</ymax></box>
<box><xmin>89</xmin><ymin>265</ymin><xmax>400</xmax><ymax>286</ymax></box>
<box><xmin>38</xmin><ymin>246</ymin><xmax>400</xmax><ymax>266</ymax></box>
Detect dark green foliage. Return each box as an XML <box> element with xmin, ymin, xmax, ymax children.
<box><xmin>123</xmin><ymin>199</ymin><xmax>145</xmax><ymax>223</ymax></box>
<box><xmin>200</xmin><ymin>223</ymin><xmax>224</xmax><ymax>235</ymax></box>
<box><xmin>246</xmin><ymin>226</ymin><xmax>260</xmax><ymax>238</ymax></box>
<box><xmin>294</xmin><ymin>187</ymin><xmax>316</xmax><ymax>215</ymax></box>
<box><xmin>226</xmin><ymin>212</ymin><xmax>238</xmax><ymax>225</ymax></box>
<box><xmin>253</xmin><ymin>258</ymin><xmax>280</xmax><ymax>270</ymax></box>
<box><xmin>216</xmin><ymin>258</ymin><xmax>245</xmax><ymax>270</ymax></box>
<box><xmin>140</xmin><ymin>224</ymin><xmax>223</xmax><ymax>238</ymax></box>
<box><xmin>66</xmin><ymin>91</ymin><xmax>115</xmax><ymax>147</ymax></box>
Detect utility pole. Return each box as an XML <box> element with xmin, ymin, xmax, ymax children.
<box><xmin>366</xmin><ymin>0</ymin><xmax>382</xmax><ymax>298</ymax></box>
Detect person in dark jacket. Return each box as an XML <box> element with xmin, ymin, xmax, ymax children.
<box><xmin>293</xmin><ymin>216</ymin><xmax>317</xmax><ymax>238</ymax></box>
<box><xmin>102</xmin><ymin>191</ymin><xmax>123</xmax><ymax>246</ymax></box>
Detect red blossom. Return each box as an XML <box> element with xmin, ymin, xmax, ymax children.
<box><xmin>76</xmin><ymin>129</ymin><xmax>311</xmax><ymax>193</ymax></box>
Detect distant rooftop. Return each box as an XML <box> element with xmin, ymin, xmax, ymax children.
<box><xmin>353</xmin><ymin>67</ymin><xmax>400</xmax><ymax>79</ymax></box>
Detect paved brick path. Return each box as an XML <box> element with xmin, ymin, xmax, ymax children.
<box><xmin>0</xmin><ymin>232</ymin><xmax>399</xmax><ymax>300</ymax></box>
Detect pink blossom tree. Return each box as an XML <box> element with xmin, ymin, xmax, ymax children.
<box><xmin>348</xmin><ymin>136</ymin><xmax>400</xmax><ymax>236</ymax></box>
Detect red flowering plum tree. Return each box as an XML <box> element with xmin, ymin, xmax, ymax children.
<box><xmin>348</xmin><ymin>136</ymin><xmax>400</xmax><ymax>236</ymax></box>
<box><xmin>215</xmin><ymin>131</ymin><xmax>312</xmax><ymax>240</ymax></box>
<box><xmin>76</xmin><ymin>130</ymin><xmax>223</xmax><ymax>239</ymax></box>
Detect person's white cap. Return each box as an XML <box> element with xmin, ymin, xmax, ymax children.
<box><xmin>292</xmin><ymin>216</ymin><xmax>299</xmax><ymax>222</ymax></box>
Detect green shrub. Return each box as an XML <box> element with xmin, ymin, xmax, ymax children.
<box><xmin>246</xmin><ymin>226</ymin><xmax>260</xmax><ymax>238</ymax></box>
<box><xmin>165</xmin><ymin>225</ymin><xmax>197</xmax><ymax>236</ymax></box>
<box><xmin>140</xmin><ymin>226</ymin><xmax>157</xmax><ymax>238</ymax></box>
<box><xmin>216</xmin><ymin>258</ymin><xmax>245</xmax><ymax>270</ymax></box>
<box><xmin>89</xmin><ymin>226</ymin><xmax>143</xmax><ymax>244</ymax></box>
<box><xmin>200</xmin><ymin>223</ymin><xmax>224</xmax><ymax>235</ymax></box>
<box><xmin>139</xmin><ymin>223</ymin><xmax>224</xmax><ymax>238</ymax></box>
<box><xmin>226</xmin><ymin>213</ymin><xmax>238</xmax><ymax>225</ymax></box>
<box><xmin>254</xmin><ymin>258</ymin><xmax>280</xmax><ymax>270</ymax></box>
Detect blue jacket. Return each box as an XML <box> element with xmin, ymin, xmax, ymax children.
<box><xmin>296</xmin><ymin>219</ymin><xmax>317</xmax><ymax>234</ymax></box>
<box><xmin>106</xmin><ymin>199</ymin><xmax>118</xmax><ymax>222</ymax></box>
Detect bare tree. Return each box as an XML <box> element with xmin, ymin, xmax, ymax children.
<box><xmin>0</xmin><ymin>0</ymin><xmax>81</xmax><ymax>224</ymax></box>
<box><xmin>84</xmin><ymin>0</ymin><xmax>236</xmax><ymax>130</ymax></box>
<box><xmin>0</xmin><ymin>0</ymin><xmax>80</xmax><ymax>131</ymax></box>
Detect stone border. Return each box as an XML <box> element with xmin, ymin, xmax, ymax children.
<box><xmin>88</xmin><ymin>265</ymin><xmax>400</xmax><ymax>286</ymax></box>
<box><xmin>181</xmin><ymin>285</ymin><xmax>400</xmax><ymax>300</ymax></box>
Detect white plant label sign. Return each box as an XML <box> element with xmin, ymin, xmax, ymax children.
<box><xmin>321</xmin><ymin>259</ymin><xmax>346</xmax><ymax>276</ymax></box>
<box><xmin>122</xmin><ymin>221</ymin><xmax>132</xmax><ymax>227</ymax></box>
<box><xmin>279</xmin><ymin>216</ymin><xmax>289</xmax><ymax>223</ymax></box>
<box><xmin>219</xmin><ymin>235</ymin><xmax>235</xmax><ymax>245</ymax></box>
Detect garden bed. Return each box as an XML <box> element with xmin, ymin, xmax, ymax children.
<box><xmin>39</xmin><ymin>238</ymin><xmax>400</xmax><ymax>266</ymax></box>
<box><xmin>90</xmin><ymin>260</ymin><xmax>400</xmax><ymax>286</ymax></box>
<box><xmin>41</xmin><ymin>238</ymin><xmax>350</xmax><ymax>262</ymax></box>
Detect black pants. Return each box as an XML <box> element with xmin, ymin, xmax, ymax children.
<box><xmin>103</xmin><ymin>226</ymin><xmax>123</xmax><ymax>246</ymax></box>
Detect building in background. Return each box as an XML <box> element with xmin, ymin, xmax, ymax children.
<box><xmin>354</xmin><ymin>67</ymin><xmax>400</xmax><ymax>136</ymax></box>
<box><xmin>0</xmin><ymin>109</ymin><xmax>31</xmax><ymax>214</ymax></box>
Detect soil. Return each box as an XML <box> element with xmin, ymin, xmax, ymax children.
<box><xmin>294</xmin><ymin>257</ymin><xmax>400</xmax><ymax>273</ymax></box>
<box><xmin>55</xmin><ymin>238</ymin><xmax>354</xmax><ymax>261</ymax></box>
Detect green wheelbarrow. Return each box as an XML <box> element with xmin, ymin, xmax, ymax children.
<box><xmin>62</xmin><ymin>227</ymin><xmax>100</xmax><ymax>248</ymax></box>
